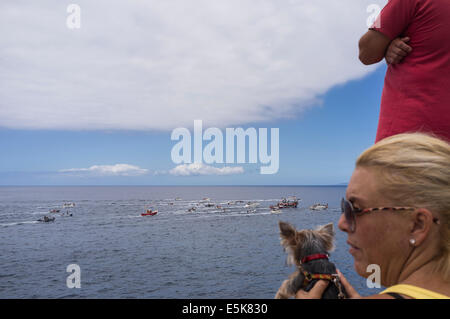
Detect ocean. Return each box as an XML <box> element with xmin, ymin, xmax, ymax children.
<box><xmin>0</xmin><ymin>186</ymin><xmax>383</xmax><ymax>298</ymax></box>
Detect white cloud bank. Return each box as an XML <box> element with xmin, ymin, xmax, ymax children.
<box><xmin>169</xmin><ymin>163</ymin><xmax>244</xmax><ymax>176</ymax></box>
<box><xmin>60</xmin><ymin>164</ymin><xmax>149</xmax><ymax>176</ymax></box>
<box><xmin>0</xmin><ymin>0</ymin><xmax>382</xmax><ymax>131</ymax></box>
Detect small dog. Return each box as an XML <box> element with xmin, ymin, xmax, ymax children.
<box><xmin>275</xmin><ymin>221</ymin><xmax>346</xmax><ymax>299</ymax></box>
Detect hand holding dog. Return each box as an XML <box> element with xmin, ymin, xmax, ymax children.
<box><xmin>295</xmin><ymin>280</ymin><xmax>329</xmax><ymax>299</ymax></box>
<box><xmin>336</xmin><ymin>269</ymin><xmax>361</xmax><ymax>299</ymax></box>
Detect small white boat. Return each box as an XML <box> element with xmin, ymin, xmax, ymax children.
<box><xmin>62</xmin><ymin>203</ymin><xmax>76</xmax><ymax>208</ymax></box>
<box><xmin>244</xmin><ymin>202</ymin><xmax>260</xmax><ymax>208</ymax></box>
<box><xmin>270</xmin><ymin>207</ymin><xmax>281</xmax><ymax>214</ymax></box>
<box><xmin>309</xmin><ymin>203</ymin><xmax>328</xmax><ymax>211</ymax></box>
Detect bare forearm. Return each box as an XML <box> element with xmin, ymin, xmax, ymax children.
<box><xmin>358</xmin><ymin>30</ymin><xmax>391</xmax><ymax>65</ymax></box>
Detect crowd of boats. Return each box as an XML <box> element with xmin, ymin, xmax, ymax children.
<box><xmin>36</xmin><ymin>198</ymin><xmax>330</xmax><ymax>222</ymax></box>
<box><xmin>141</xmin><ymin>196</ymin><xmax>329</xmax><ymax>217</ymax></box>
<box><xmin>38</xmin><ymin>202</ymin><xmax>76</xmax><ymax>223</ymax></box>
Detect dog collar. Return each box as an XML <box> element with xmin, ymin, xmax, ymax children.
<box><xmin>301</xmin><ymin>253</ymin><xmax>329</xmax><ymax>264</ymax></box>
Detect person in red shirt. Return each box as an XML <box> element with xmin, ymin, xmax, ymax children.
<box><xmin>359</xmin><ymin>0</ymin><xmax>450</xmax><ymax>143</ymax></box>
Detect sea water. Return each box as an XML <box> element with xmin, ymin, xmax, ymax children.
<box><xmin>0</xmin><ymin>186</ymin><xmax>383</xmax><ymax>298</ymax></box>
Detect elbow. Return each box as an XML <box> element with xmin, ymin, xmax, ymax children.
<box><xmin>359</xmin><ymin>48</ymin><xmax>382</xmax><ymax>65</ymax></box>
<box><xmin>359</xmin><ymin>51</ymin><xmax>373</xmax><ymax>65</ymax></box>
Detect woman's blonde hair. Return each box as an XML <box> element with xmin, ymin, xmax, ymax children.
<box><xmin>356</xmin><ymin>133</ymin><xmax>450</xmax><ymax>281</ymax></box>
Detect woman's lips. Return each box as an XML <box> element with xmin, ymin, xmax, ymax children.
<box><xmin>347</xmin><ymin>241</ymin><xmax>360</xmax><ymax>255</ymax></box>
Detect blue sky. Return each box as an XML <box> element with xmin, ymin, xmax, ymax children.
<box><xmin>0</xmin><ymin>65</ymin><xmax>386</xmax><ymax>185</ymax></box>
<box><xmin>0</xmin><ymin>0</ymin><xmax>388</xmax><ymax>185</ymax></box>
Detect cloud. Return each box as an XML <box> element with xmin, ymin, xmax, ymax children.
<box><xmin>169</xmin><ymin>163</ymin><xmax>244</xmax><ymax>176</ymax></box>
<box><xmin>60</xmin><ymin>164</ymin><xmax>149</xmax><ymax>176</ymax></box>
<box><xmin>0</xmin><ymin>0</ymin><xmax>381</xmax><ymax>131</ymax></box>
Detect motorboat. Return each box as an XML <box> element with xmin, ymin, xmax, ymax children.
<box><xmin>49</xmin><ymin>209</ymin><xmax>60</xmax><ymax>213</ymax></box>
<box><xmin>274</xmin><ymin>196</ymin><xmax>299</xmax><ymax>209</ymax></box>
<box><xmin>141</xmin><ymin>209</ymin><xmax>158</xmax><ymax>216</ymax></box>
<box><xmin>309</xmin><ymin>203</ymin><xmax>329</xmax><ymax>211</ymax></box>
<box><xmin>244</xmin><ymin>202</ymin><xmax>260</xmax><ymax>208</ymax></box>
<box><xmin>38</xmin><ymin>216</ymin><xmax>55</xmax><ymax>223</ymax></box>
<box><xmin>270</xmin><ymin>207</ymin><xmax>282</xmax><ymax>214</ymax></box>
<box><xmin>63</xmin><ymin>203</ymin><xmax>76</xmax><ymax>208</ymax></box>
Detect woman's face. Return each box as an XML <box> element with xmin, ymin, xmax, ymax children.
<box><xmin>338</xmin><ymin>166</ymin><xmax>411</xmax><ymax>284</ymax></box>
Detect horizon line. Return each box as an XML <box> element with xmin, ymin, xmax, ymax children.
<box><xmin>0</xmin><ymin>184</ymin><xmax>348</xmax><ymax>187</ymax></box>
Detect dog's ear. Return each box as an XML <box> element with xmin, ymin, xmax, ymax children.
<box><xmin>279</xmin><ymin>221</ymin><xmax>296</xmax><ymax>240</ymax></box>
<box><xmin>316</xmin><ymin>223</ymin><xmax>335</xmax><ymax>252</ymax></box>
<box><xmin>317</xmin><ymin>223</ymin><xmax>334</xmax><ymax>237</ymax></box>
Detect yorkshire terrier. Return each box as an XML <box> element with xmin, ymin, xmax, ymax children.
<box><xmin>275</xmin><ymin>221</ymin><xmax>346</xmax><ymax>299</ymax></box>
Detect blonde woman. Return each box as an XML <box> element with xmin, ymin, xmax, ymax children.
<box><xmin>297</xmin><ymin>133</ymin><xmax>450</xmax><ymax>299</ymax></box>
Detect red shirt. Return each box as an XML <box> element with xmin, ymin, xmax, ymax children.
<box><xmin>371</xmin><ymin>0</ymin><xmax>450</xmax><ymax>142</ymax></box>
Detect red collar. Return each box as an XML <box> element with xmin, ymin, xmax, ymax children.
<box><xmin>301</xmin><ymin>253</ymin><xmax>329</xmax><ymax>264</ymax></box>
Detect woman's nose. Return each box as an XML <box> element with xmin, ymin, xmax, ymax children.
<box><xmin>338</xmin><ymin>213</ymin><xmax>350</xmax><ymax>233</ymax></box>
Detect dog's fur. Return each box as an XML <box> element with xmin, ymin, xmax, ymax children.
<box><xmin>275</xmin><ymin>221</ymin><xmax>346</xmax><ymax>299</ymax></box>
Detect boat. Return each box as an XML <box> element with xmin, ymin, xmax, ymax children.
<box><xmin>275</xmin><ymin>196</ymin><xmax>299</xmax><ymax>209</ymax></box>
<box><xmin>244</xmin><ymin>202</ymin><xmax>260</xmax><ymax>208</ymax></box>
<box><xmin>309</xmin><ymin>203</ymin><xmax>328</xmax><ymax>211</ymax></box>
<box><xmin>63</xmin><ymin>203</ymin><xmax>76</xmax><ymax>208</ymax></box>
<box><xmin>246</xmin><ymin>209</ymin><xmax>257</xmax><ymax>214</ymax></box>
<box><xmin>270</xmin><ymin>207</ymin><xmax>282</xmax><ymax>214</ymax></box>
<box><xmin>141</xmin><ymin>209</ymin><xmax>158</xmax><ymax>216</ymax></box>
<box><xmin>187</xmin><ymin>207</ymin><xmax>196</xmax><ymax>212</ymax></box>
<box><xmin>49</xmin><ymin>209</ymin><xmax>60</xmax><ymax>213</ymax></box>
<box><xmin>38</xmin><ymin>216</ymin><xmax>55</xmax><ymax>223</ymax></box>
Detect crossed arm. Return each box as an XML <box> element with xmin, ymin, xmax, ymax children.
<box><xmin>358</xmin><ymin>30</ymin><xmax>412</xmax><ymax>65</ymax></box>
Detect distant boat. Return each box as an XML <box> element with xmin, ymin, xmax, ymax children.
<box><xmin>38</xmin><ymin>216</ymin><xmax>55</xmax><ymax>223</ymax></box>
<box><xmin>49</xmin><ymin>209</ymin><xmax>60</xmax><ymax>213</ymax></box>
<box><xmin>309</xmin><ymin>203</ymin><xmax>328</xmax><ymax>211</ymax></box>
<box><xmin>270</xmin><ymin>207</ymin><xmax>281</xmax><ymax>214</ymax></box>
<box><xmin>275</xmin><ymin>196</ymin><xmax>299</xmax><ymax>209</ymax></box>
<box><xmin>141</xmin><ymin>209</ymin><xmax>158</xmax><ymax>216</ymax></box>
<box><xmin>244</xmin><ymin>202</ymin><xmax>260</xmax><ymax>208</ymax></box>
<box><xmin>63</xmin><ymin>203</ymin><xmax>75</xmax><ymax>208</ymax></box>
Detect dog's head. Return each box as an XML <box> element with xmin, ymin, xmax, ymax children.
<box><xmin>278</xmin><ymin>221</ymin><xmax>335</xmax><ymax>266</ymax></box>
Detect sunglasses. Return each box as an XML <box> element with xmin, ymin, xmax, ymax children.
<box><xmin>340</xmin><ymin>198</ymin><xmax>433</xmax><ymax>232</ymax></box>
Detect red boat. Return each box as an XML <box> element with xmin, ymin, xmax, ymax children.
<box><xmin>272</xmin><ymin>196</ymin><xmax>299</xmax><ymax>209</ymax></box>
<box><xmin>141</xmin><ymin>209</ymin><xmax>158</xmax><ymax>216</ymax></box>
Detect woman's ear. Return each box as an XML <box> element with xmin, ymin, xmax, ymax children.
<box><xmin>409</xmin><ymin>208</ymin><xmax>435</xmax><ymax>246</ymax></box>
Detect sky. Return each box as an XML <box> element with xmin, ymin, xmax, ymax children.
<box><xmin>0</xmin><ymin>0</ymin><xmax>389</xmax><ymax>185</ymax></box>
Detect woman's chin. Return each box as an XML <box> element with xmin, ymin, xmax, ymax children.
<box><xmin>353</xmin><ymin>260</ymin><xmax>369</xmax><ymax>278</ymax></box>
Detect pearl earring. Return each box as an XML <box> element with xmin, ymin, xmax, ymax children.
<box><xmin>409</xmin><ymin>238</ymin><xmax>416</xmax><ymax>246</ymax></box>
